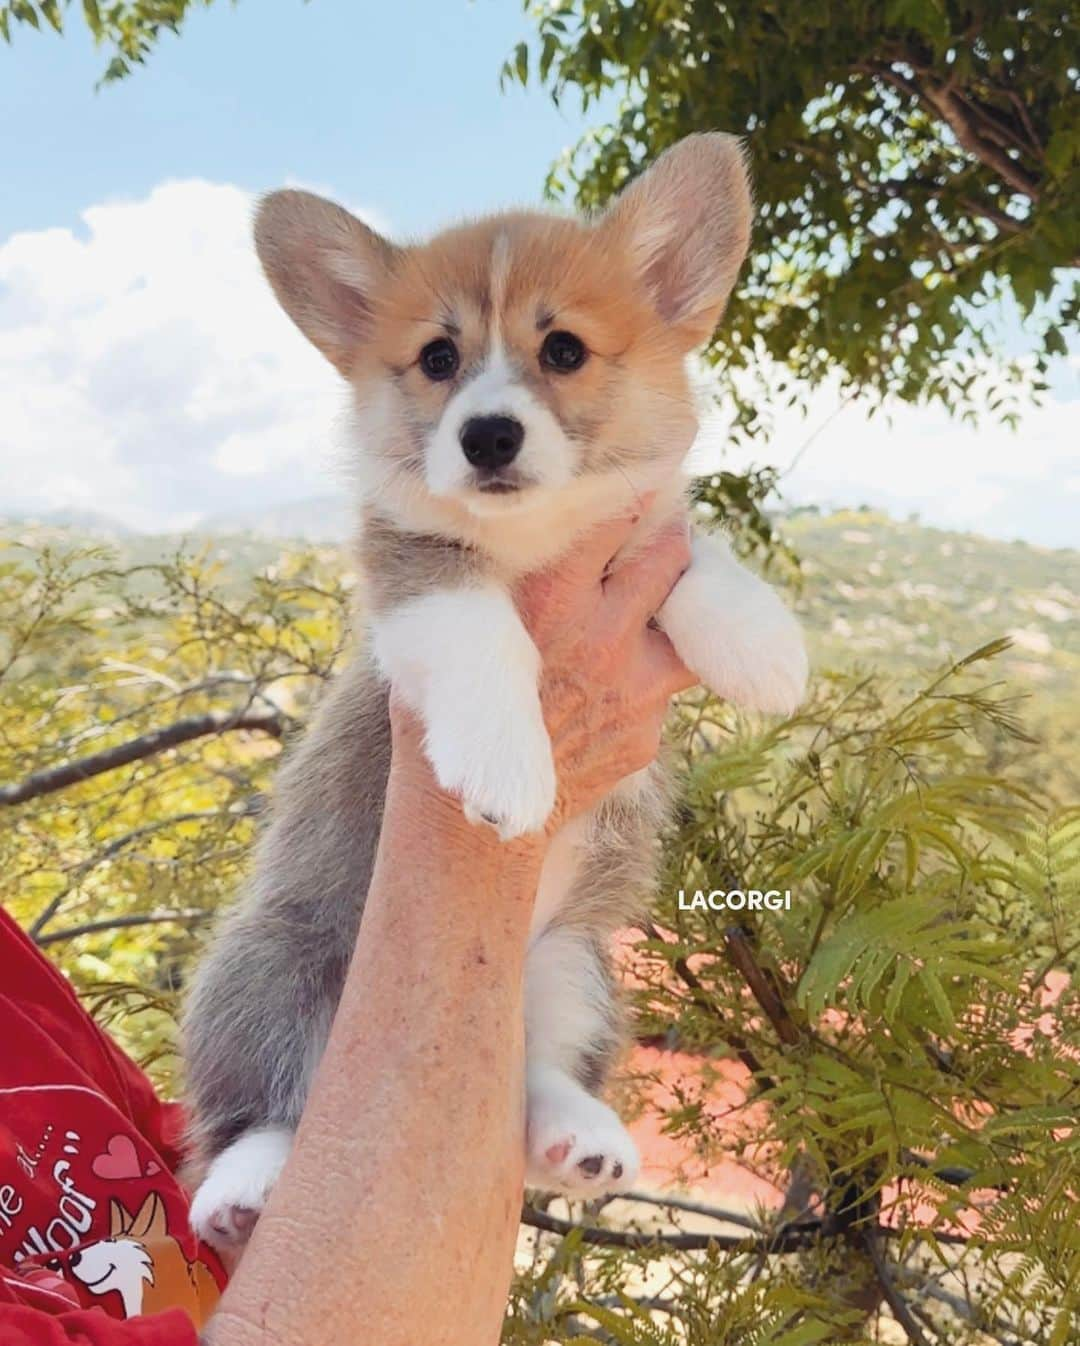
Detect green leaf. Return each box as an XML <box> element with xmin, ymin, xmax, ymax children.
<box><xmin>513</xmin><ymin>39</ymin><xmax>528</xmax><ymax>85</ymax></box>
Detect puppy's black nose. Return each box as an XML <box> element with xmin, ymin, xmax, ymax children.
<box><xmin>459</xmin><ymin>415</ymin><xmax>524</xmax><ymax>471</ymax></box>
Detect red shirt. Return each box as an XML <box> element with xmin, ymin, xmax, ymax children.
<box><xmin>0</xmin><ymin>908</ymin><xmax>225</xmax><ymax>1344</ymax></box>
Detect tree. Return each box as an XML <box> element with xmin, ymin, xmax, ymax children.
<box><xmin>506</xmin><ymin>1</ymin><xmax>1079</xmax><ymax>442</ymax></box>
<box><xmin>0</xmin><ymin>0</ymin><xmax>216</xmax><ymax>82</ymax></box>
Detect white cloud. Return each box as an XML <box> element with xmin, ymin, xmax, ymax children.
<box><xmin>695</xmin><ymin>366</ymin><xmax>1079</xmax><ymax>549</ymax></box>
<box><xmin>0</xmin><ymin>180</ymin><xmax>1075</xmax><ymax>546</ymax></box>
<box><xmin>0</xmin><ymin>179</ymin><xmax>347</xmax><ymax>530</ymax></box>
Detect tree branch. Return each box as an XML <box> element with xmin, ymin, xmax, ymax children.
<box><xmin>923</xmin><ymin>83</ymin><xmax>1041</xmax><ymax>201</ymax></box>
<box><xmin>957</xmin><ymin>195</ymin><xmax>1025</xmax><ymax>237</ymax></box>
<box><xmin>913</xmin><ymin>1274</ymin><xmax>1023</xmax><ymax>1345</ymax></box>
<box><xmin>28</xmin><ymin>809</ymin><xmax>232</xmax><ymax>938</ymax></box>
<box><xmin>34</xmin><ymin>909</ymin><xmax>208</xmax><ymax>947</ymax></box>
<box><xmin>855</xmin><ymin>61</ymin><xmax>1041</xmax><ymax>201</ymax></box>
<box><xmin>613</xmin><ymin>1190</ymin><xmax>763</xmax><ymax>1231</ymax></box>
<box><xmin>1006</xmin><ymin>88</ymin><xmax>1044</xmax><ymax>160</ymax></box>
<box><xmin>796</xmin><ymin>135</ymin><xmax>1026</xmax><ymax>242</ymax></box>
<box><xmin>520</xmin><ymin>1205</ymin><xmax>971</xmax><ymax>1253</ymax></box>
<box><xmin>864</xmin><ymin>1229</ymin><xmax>935</xmax><ymax>1346</ymax></box>
<box><xmin>0</xmin><ymin>708</ymin><xmax>288</xmax><ymax>807</ymax></box>
<box><xmin>520</xmin><ymin>1203</ymin><xmax>822</xmax><ymax>1252</ymax></box>
<box><xmin>954</xmin><ymin>87</ymin><xmax>1044</xmax><ymax>163</ymax></box>
<box><xmin>856</xmin><ymin>60</ymin><xmax>1039</xmax><ymax>203</ymax></box>
<box><xmin>723</xmin><ymin>926</ymin><xmax>802</xmax><ymax>1046</ymax></box>
<box><xmin>639</xmin><ymin>920</ymin><xmax>777</xmax><ymax>1091</ymax></box>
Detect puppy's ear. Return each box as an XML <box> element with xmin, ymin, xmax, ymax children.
<box><xmin>254</xmin><ymin>190</ymin><xmax>398</xmax><ymax>375</ymax></box>
<box><xmin>600</xmin><ymin>133</ymin><xmax>752</xmax><ymax>347</ymax></box>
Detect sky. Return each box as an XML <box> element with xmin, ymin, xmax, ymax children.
<box><xmin>1</xmin><ymin>0</ymin><xmax>1077</xmax><ymax>545</ymax></box>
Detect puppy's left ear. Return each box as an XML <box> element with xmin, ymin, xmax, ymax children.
<box><xmin>600</xmin><ymin>133</ymin><xmax>752</xmax><ymax>347</ymax></box>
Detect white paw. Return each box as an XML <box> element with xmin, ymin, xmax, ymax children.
<box><xmin>526</xmin><ymin>1067</ymin><xmax>639</xmax><ymax>1196</ymax></box>
<box><xmin>426</xmin><ymin>700</ymin><xmax>557</xmax><ymax>840</ymax></box>
<box><xmin>189</xmin><ymin>1126</ymin><xmax>292</xmax><ymax>1251</ymax></box>
<box><xmin>373</xmin><ymin>585</ymin><xmax>557</xmax><ymax>840</ymax></box>
<box><xmin>658</xmin><ymin>536</ymin><xmax>808</xmax><ymax>715</ymax></box>
<box><xmin>718</xmin><ymin>599</ymin><xmax>808</xmax><ymax>715</ymax></box>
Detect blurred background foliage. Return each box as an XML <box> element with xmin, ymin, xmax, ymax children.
<box><xmin>0</xmin><ymin>0</ymin><xmax>215</xmax><ymax>82</ymax></box>
<box><xmin>2</xmin><ymin>513</ymin><xmax>1077</xmax><ymax>1343</ymax></box>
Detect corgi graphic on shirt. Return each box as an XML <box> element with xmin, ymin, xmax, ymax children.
<box><xmin>0</xmin><ymin>908</ymin><xmax>224</xmax><ymax>1330</ymax></box>
<box><xmin>61</xmin><ymin>1191</ymin><xmax>220</xmax><ymax>1321</ymax></box>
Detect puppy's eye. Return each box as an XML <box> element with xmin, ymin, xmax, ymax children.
<box><xmin>419</xmin><ymin>338</ymin><xmax>459</xmax><ymax>381</ymax></box>
<box><xmin>541</xmin><ymin>330</ymin><xmax>587</xmax><ymax>373</ymax></box>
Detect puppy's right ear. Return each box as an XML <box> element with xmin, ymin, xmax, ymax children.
<box><xmin>254</xmin><ymin>190</ymin><xmax>398</xmax><ymax>376</ymax></box>
<box><xmin>599</xmin><ymin>134</ymin><xmax>751</xmax><ymax>349</ymax></box>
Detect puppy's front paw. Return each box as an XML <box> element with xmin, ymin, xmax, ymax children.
<box><xmin>375</xmin><ymin>585</ymin><xmax>557</xmax><ymax>838</ymax></box>
<box><xmin>526</xmin><ymin>1068</ymin><xmax>639</xmax><ymax>1196</ymax></box>
<box><xmin>189</xmin><ymin>1127</ymin><xmax>291</xmax><ymax>1252</ymax></box>
<box><xmin>658</xmin><ymin>543</ymin><xmax>808</xmax><ymax>715</ymax></box>
<box><xmin>722</xmin><ymin>598</ymin><xmax>808</xmax><ymax>715</ymax></box>
<box><xmin>426</xmin><ymin>699</ymin><xmax>556</xmax><ymax>840</ymax></box>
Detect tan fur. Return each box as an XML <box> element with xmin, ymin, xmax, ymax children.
<box><xmin>345</xmin><ymin>210</ymin><xmax>700</xmax><ymax>543</ymax></box>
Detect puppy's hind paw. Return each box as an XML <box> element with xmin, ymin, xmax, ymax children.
<box><xmin>526</xmin><ymin>1068</ymin><xmax>639</xmax><ymax>1197</ymax></box>
<box><xmin>188</xmin><ymin>1126</ymin><xmax>292</xmax><ymax>1252</ymax></box>
<box><xmin>196</xmin><ymin>1201</ymin><xmax>259</xmax><ymax>1249</ymax></box>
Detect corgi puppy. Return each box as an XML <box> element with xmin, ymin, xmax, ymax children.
<box><xmin>184</xmin><ymin>133</ymin><xmax>807</xmax><ymax>1250</ymax></box>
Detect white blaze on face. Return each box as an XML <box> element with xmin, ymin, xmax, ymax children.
<box><xmin>425</xmin><ymin>345</ymin><xmax>577</xmax><ymax>506</ymax></box>
<box><xmin>425</xmin><ymin>234</ymin><xmax>577</xmax><ymax>509</ymax></box>
<box><xmin>489</xmin><ymin>231</ymin><xmax>512</xmax><ymax>346</ymax></box>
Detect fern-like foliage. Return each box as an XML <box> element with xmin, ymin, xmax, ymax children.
<box><xmin>2</xmin><ymin>540</ymin><xmax>1076</xmax><ymax>1343</ymax></box>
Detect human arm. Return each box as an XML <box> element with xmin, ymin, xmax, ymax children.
<box><xmin>202</xmin><ymin>510</ymin><xmax>693</xmax><ymax>1346</ymax></box>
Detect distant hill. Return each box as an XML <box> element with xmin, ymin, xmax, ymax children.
<box><xmin>786</xmin><ymin>509</ymin><xmax>1079</xmax><ymax>798</ymax></box>
<box><xmin>197</xmin><ymin>496</ymin><xmax>351</xmax><ymax>543</ymax></box>
<box><xmin>1</xmin><ymin>497</ymin><xmax>351</xmax><ymax>545</ymax></box>
<box><xmin>3</xmin><ymin>505</ymin><xmax>1076</xmax><ymax>796</ymax></box>
<box><xmin>0</xmin><ymin>507</ymin><xmax>135</xmax><ymax>538</ymax></box>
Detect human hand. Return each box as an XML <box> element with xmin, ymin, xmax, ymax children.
<box><xmin>515</xmin><ymin>503</ymin><xmax>696</xmax><ymax>830</ymax></box>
